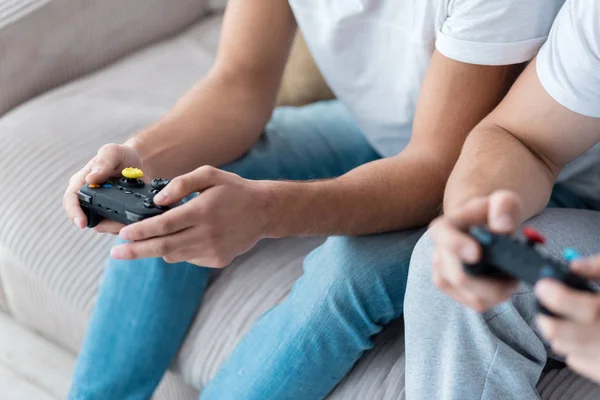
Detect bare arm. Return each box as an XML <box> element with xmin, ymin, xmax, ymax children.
<box><xmin>444</xmin><ymin>59</ymin><xmax>600</xmax><ymax>218</ymax></box>
<box><xmin>262</xmin><ymin>52</ymin><xmax>525</xmax><ymax>237</ymax></box>
<box><xmin>128</xmin><ymin>0</ymin><xmax>297</xmax><ymax>178</ymax></box>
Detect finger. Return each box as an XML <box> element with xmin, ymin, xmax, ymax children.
<box><xmin>441</xmin><ymin>248</ymin><xmax>517</xmax><ymax>310</ymax></box>
<box><xmin>64</xmin><ymin>190</ymin><xmax>87</xmax><ymax>229</ymax></box>
<box><xmin>162</xmin><ymin>233</ymin><xmax>231</xmax><ymax>268</ymax></box>
<box><xmin>433</xmin><ymin>256</ymin><xmax>491</xmax><ymax>312</ymax></box>
<box><xmin>87</xmin><ymin>144</ymin><xmax>126</xmax><ymax>183</ymax></box>
<box><xmin>537</xmin><ymin>315</ymin><xmax>600</xmax><ymax>357</ymax></box>
<box><xmin>487</xmin><ymin>190</ymin><xmax>522</xmax><ymax>234</ymax></box>
<box><xmin>429</xmin><ymin>220</ymin><xmax>481</xmax><ymax>264</ymax></box>
<box><xmin>154</xmin><ymin>166</ymin><xmax>221</xmax><ymax>206</ymax></box>
<box><xmin>187</xmin><ymin>257</ymin><xmax>231</xmax><ymax>269</ymax></box>
<box><xmin>437</xmin><ymin>249</ymin><xmax>488</xmax><ymax>311</ymax></box>
<box><xmin>566</xmin><ymin>355</ymin><xmax>600</xmax><ymax>383</ymax></box>
<box><xmin>111</xmin><ymin>228</ymin><xmax>195</xmax><ymax>260</ymax></box>
<box><xmin>571</xmin><ymin>254</ymin><xmax>600</xmax><ymax>280</ymax></box>
<box><xmin>94</xmin><ymin>220</ymin><xmax>125</xmax><ymax>234</ymax></box>
<box><xmin>64</xmin><ymin>166</ymin><xmax>94</xmax><ymax>228</ymax></box>
<box><xmin>119</xmin><ymin>202</ymin><xmax>199</xmax><ymax>241</ymax></box>
<box><xmin>535</xmin><ymin>279</ymin><xmax>600</xmax><ymax>324</ymax></box>
<box><xmin>162</xmin><ymin>247</ymin><xmax>206</xmax><ymax>264</ymax></box>
<box><xmin>443</xmin><ymin>196</ymin><xmax>490</xmax><ymax>230</ymax></box>
<box><xmin>434</xmin><ymin>261</ymin><xmax>486</xmax><ymax>311</ymax></box>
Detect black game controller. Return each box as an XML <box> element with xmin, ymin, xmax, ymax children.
<box><xmin>464</xmin><ymin>226</ymin><xmax>598</xmax><ymax>317</ymax></box>
<box><xmin>77</xmin><ymin>168</ymin><xmax>182</xmax><ymax>228</ymax></box>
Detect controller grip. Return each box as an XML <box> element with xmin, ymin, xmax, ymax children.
<box><xmin>81</xmin><ymin>204</ymin><xmax>103</xmax><ymax>228</ymax></box>
<box><xmin>464</xmin><ymin>261</ymin><xmax>514</xmax><ymax>280</ymax></box>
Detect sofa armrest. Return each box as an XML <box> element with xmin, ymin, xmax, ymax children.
<box><xmin>0</xmin><ymin>0</ymin><xmax>209</xmax><ymax>116</ymax></box>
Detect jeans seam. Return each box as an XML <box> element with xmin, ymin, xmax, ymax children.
<box><xmin>480</xmin><ymin>343</ymin><xmax>500</xmax><ymax>400</ymax></box>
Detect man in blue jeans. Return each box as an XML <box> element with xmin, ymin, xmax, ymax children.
<box><xmin>63</xmin><ymin>0</ymin><xmax>564</xmax><ymax>398</ymax></box>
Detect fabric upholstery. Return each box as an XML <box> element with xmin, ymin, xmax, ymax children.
<box><xmin>0</xmin><ymin>4</ymin><xmax>598</xmax><ymax>399</ymax></box>
<box><xmin>0</xmin><ymin>0</ymin><xmax>209</xmax><ymax>116</ymax></box>
<box><xmin>0</xmin><ymin>11</ymin><xmax>224</xmax><ymax>347</ymax></box>
<box><xmin>206</xmin><ymin>0</ymin><xmax>228</xmax><ymax>12</ymax></box>
<box><xmin>277</xmin><ymin>32</ymin><xmax>335</xmax><ymax>107</ymax></box>
<box><xmin>0</xmin><ymin>251</ymin><xmax>9</xmax><ymax>312</ymax></box>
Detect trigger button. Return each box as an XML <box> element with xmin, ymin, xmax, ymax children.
<box><xmin>77</xmin><ymin>191</ymin><xmax>92</xmax><ymax>205</ymax></box>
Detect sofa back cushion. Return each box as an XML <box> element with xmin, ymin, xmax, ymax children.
<box><xmin>0</xmin><ymin>0</ymin><xmax>209</xmax><ymax>116</ymax></box>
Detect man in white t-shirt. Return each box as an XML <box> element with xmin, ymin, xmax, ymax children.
<box><xmin>405</xmin><ymin>0</ymin><xmax>600</xmax><ymax>397</ymax></box>
<box><xmin>64</xmin><ymin>0</ymin><xmax>567</xmax><ymax>398</ymax></box>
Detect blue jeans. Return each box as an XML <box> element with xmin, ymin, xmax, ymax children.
<box><xmin>69</xmin><ymin>100</ymin><xmax>426</xmax><ymax>400</ymax></box>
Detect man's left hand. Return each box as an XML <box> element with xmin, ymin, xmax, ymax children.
<box><xmin>535</xmin><ymin>255</ymin><xmax>600</xmax><ymax>383</ymax></box>
<box><xmin>111</xmin><ymin>166</ymin><xmax>270</xmax><ymax>268</ymax></box>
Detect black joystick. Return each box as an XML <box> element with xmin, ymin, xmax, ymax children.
<box><xmin>151</xmin><ymin>178</ymin><xmax>170</xmax><ymax>190</ymax></box>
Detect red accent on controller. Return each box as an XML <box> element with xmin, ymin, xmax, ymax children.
<box><xmin>523</xmin><ymin>227</ymin><xmax>545</xmax><ymax>245</ymax></box>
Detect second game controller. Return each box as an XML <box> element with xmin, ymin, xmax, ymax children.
<box><xmin>464</xmin><ymin>226</ymin><xmax>598</xmax><ymax>318</ymax></box>
<box><xmin>77</xmin><ymin>168</ymin><xmax>183</xmax><ymax>228</ymax></box>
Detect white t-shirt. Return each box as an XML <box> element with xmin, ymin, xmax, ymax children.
<box><xmin>537</xmin><ymin>0</ymin><xmax>600</xmax><ymax>200</ymax></box>
<box><xmin>289</xmin><ymin>0</ymin><xmax>565</xmax><ymax>157</ymax></box>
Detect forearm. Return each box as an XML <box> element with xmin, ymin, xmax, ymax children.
<box><xmin>262</xmin><ymin>152</ymin><xmax>447</xmax><ymax>237</ymax></box>
<box><xmin>126</xmin><ymin>69</ymin><xmax>276</xmax><ymax>179</ymax></box>
<box><xmin>444</xmin><ymin>121</ymin><xmax>557</xmax><ymax>219</ymax></box>
<box><xmin>124</xmin><ymin>0</ymin><xmax>296</xmax><ymax>179</ymax></box>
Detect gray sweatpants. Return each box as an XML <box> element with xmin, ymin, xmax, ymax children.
<box><xmin>404</xmin><ymin>208</ymin><xmax>600</xmax><ymax>400</ymax></box>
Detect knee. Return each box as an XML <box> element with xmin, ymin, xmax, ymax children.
<box><xmin>306</xmin><ymin>236</ymin><xmax>390</xmax><ymax>287</ymax></box>
<box><xmin>299</xmin><ymin>236</ymin><xmax>406</xmax><ymax>322</ymax></box>
<box><xmin>404</xmin><ymin>231</ymin><xmax>437</xmax><ymax>314</ymax></box>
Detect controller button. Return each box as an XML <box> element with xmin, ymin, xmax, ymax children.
<box><xmin>151</xmin><ymin>178</ymin><xmax>170</xmax><ymax>190</ymax></box>
<box><xmin>102</xmin><ymin>184</ymin><xmax>113</xmax><ymax>188</ymax></box>
<box><xmin>143</xmin><ymin>200</ymin><xmax>155</xmax><ymax>209</ymax></box>
<box><xmin>122</xmin><ymin>167</ymin><xmax>144</xmax><ymax>179</ymax></box>
<box><xmin>124</xmin><ymin>190</ymin><xmax>133</xmax><ymax>194</ymax></box>
<box><xmin>125</xmin><ymin>211</ymin><xmax>143</xmax><ymax>222</ymax></box>
<box><xmin>88</xmin><ymin>183</ymin><xmax>101</xmax><ymax>188</ymax></box>
<box><xmin>562</xmin><ymin>247</ymin><xmax>582</xmax><ymax>262</ymax></box>
<box><xmin>523</xmin><ymin>227</ymin><xmax>545</xmax><ymax>245</ymax></box>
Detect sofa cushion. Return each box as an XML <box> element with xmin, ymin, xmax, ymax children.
<box><xmin>0</xmin><ymin>0</ymin><xmax>209</xmax><ymax>115</ymax></box>
<box><xmin>0</xmin><ymin>272</ymin><xmax>8</xmax><ymax>312</ymax></box>
<box><xmin>277</xmin><ymin>32</ymin><xmax>335</xmax><ymax>107</ymax></box>
<box><xmin>0</xmin><ymin>9</ymin><xmax>223</xmax><ymax>346</ymax></box>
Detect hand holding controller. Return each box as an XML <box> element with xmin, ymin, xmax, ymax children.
<box><xmin>464</xmin><ymin>226</ymin><xmax>598</xmax><ymax>317</ymax></box>
<box><xmin>77</xmin><ymin>168</ymin><xmax>183</xmax><ymax>228</ymax></box>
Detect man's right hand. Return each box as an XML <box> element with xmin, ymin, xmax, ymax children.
<box><xmin>428</xmin><ymin>190</ymin><xmax>523</xmax><ymax>312</ymax></box>
<box><xmin>63</xmin><ymin>143</ymin><xmax>143</xmax><ymax>234</ymax></box>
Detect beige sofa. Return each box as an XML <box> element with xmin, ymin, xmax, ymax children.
<box><xmin>0</xmin><ymin>1</ymin><xmax>598</xmax><ymax>398</ymax></box>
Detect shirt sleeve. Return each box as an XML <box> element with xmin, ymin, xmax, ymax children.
<box><xmin>436</xmin><ymin>0</ymin><xmax>565</xmax><ymax>66</ymax></box>
<box><xmin>536</xmin><ymin>0</ymin><xmax>600</xmax><ymax>118</ymax></box>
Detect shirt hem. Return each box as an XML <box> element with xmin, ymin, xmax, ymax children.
<box><xmin>436</xmin><ymin>33</ymin><xmax>547</xmax><ymax>66</ymax></box>
<box><xmin>536</xmin><ymin>54</ymin><xmax>600</xmax><ymax>118</ymax></box>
